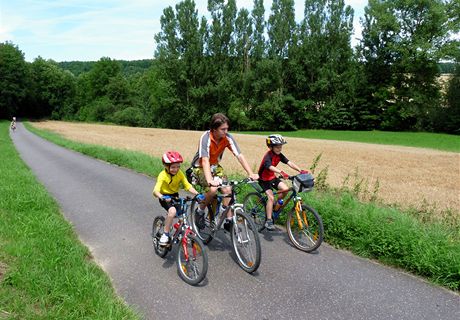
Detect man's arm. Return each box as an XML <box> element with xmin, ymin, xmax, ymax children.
<box><xmin>201</xmin><ymin>157</ymin><xmax>218</xmax><ymax>186</ymax></box>
<box><xmin>237</xmin><ymin>154</ymin><xmax>259</xmax><ymax>180</ymax></box>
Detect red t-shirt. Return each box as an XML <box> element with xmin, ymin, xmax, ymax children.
<box><xmin>258</xmin><ymin>151</ymin><xmax>289</xmax><ymax>181</ymax></box>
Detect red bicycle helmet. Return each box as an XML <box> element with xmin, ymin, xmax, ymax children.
<box><xmin>162</xmin><ymin>151</ymin><xmax>183</xmax><ymax>164</ymax></box>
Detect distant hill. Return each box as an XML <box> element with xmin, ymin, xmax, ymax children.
<box><xmin>58</xmin><ymin>59</ymin><xmax>154</xmax><ymax>77</ymax></box>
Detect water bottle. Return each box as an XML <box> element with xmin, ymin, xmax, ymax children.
<box><xmin>273</xmin><ymin>199</ymin><xmax>283</xmax><ymax>219</ymax></box>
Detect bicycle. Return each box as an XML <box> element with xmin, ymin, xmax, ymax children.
<box><xmin>243</xmin><ymin>173</ymin><xmax>324</xmax><ymax>253</ymax></box>
<box><xmin>152</xmin><ymin>195</ymin><xmax>208</xmax><ymax>286</ymax></box>
<box><xmin>190</xmin><ymin>179</ymin><xmax>261</xmax><ymax>274</ymax></box>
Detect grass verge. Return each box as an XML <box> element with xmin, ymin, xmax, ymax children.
<box><xmin>25</xmin><ymin>122</ymin><xmax>460</xmax><ymax>291</ymax></box>
<box><xmin>0</xmin><ymin>121</ymin><xmax>140</xmax><ymax>319</ymax></box>
<box><xmin>243</xmin><ymin>130</ymin><xmax>460</xmax><ymax>153</ymax></box>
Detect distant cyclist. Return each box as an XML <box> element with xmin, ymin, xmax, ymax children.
<box><xmin>191</xmin><ymin>113</ymin><xmax>258</xmax><ymax>232</ymax></box>
<box><xmin>10</xmin><ymin>117</ymin><xmax>16</xmax><ymax>131</ymax></box>
<box><xmin>153</xmin><ymin>151</ymin><xmax>204</xmax><ymax>246</ymax></box>
<box><xmin>257</xmin><ymin>134</ymin><xmax>308</xmax><ymax>230</ymax></box>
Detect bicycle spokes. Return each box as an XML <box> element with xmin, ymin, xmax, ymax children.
<box><xmin>177</xmin><ymin>236</ymin><xmax>208</xmax><ymax>285</ymax></box>
<box><xmin>287</xmin><ymin>204</ymin><xmax>323</xmax><ymax>253</ymax></box>
<box><xmin>231</xmin><ymin>211</ymin><xmax>261</xmax><ymax>273</ymax></box>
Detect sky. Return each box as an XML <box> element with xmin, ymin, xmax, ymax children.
<box><xmin>0</xmin><ymin>0</ymin><xmax>366</xmax><ymax>62</ymax></box>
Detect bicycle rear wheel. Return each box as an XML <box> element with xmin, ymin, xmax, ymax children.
<box><xmin>190</xmin><ymin>200</ymin><xmax>216</xmax><ymax>244</ymax></box>
<box><xmin>286</xmin><ymin>204</ymin><xmax>323</xmax><ymax>252</ymax></box>
<box><xmin>152</xmin><ymin>216</ymin><xmax>168</xmax><ymax>258</ymax></box>
<box><xmin>243</xmin><ymin>192</ymin><xmax>267</xmax><ymax>232</ymax></box>
<box><xmin>230</xmin><ymin>208</ymin><xmax>261</xmax><ymax>273</ymax></box>
<box><xmin>176</xmin><ymin>234</ymin><xmax>208</xmax><ymax>285</ymax></box>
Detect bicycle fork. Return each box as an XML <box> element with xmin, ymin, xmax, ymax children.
<box><xmin>294</xmin><ymin>198</ymin><xmax>308</xmax><ymax>229</ymax></box>
<box><xmin>182</xmin><ymin>228</ymin><xmax>200</xmax><ymax>262</ymax></box>
<box><xmin>232</xmin><ymin>205</ymin><xmax>250</xmax><ymax>244</ymax></box>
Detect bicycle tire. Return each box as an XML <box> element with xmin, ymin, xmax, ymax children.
<box><xmin>190</xmin><ymin>200</ymin><xmax>216</xmax><ymax>244</ymax></box>
<box><xmin>176</xmin><ymin>234</ymin><xmax>208</xmax><ymax>286</ymax></box>
<box><xmin>152</xmin><ymin>216</ymin><xmax>168</xmax><ymax>258</ymax></box>
<box><xmin>243</xmin><ymin>192</ymin><xmax>267</xmax><ymax>232</ymax></box>
<box><xmin>230</xmin><ymin>208</ymin><xmax>262</xmax><ymax>273</ymax></box>
<box><xmin>286</xmin><ymin>204</ymin><xmax>323</xmax><ymax>252</ymax></box>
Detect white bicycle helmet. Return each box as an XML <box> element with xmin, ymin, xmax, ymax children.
<box><xmin>266</xmin><ymin>134</ymin><xmax>287</xmax><ymax>147</ymax></box>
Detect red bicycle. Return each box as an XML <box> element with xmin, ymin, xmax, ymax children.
<box><xmin>152</xmin><ymin>196</ymin><xmax>208</xmax><ymax>285</ymax></box>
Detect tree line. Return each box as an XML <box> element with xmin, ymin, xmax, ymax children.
<box><xmin>1</xmin><ymin>0</ymin><xmax>459</xmax><ymax>133</ymax></box>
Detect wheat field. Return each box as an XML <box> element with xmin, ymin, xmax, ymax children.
<box><xmin>31</xmin><ymin>121</ymin><xmax>460</xmax><ymax>218</ymax></box>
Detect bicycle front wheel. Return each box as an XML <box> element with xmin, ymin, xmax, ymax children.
<box><xmin>190</xmin><ymin>200</ymin><xmax>216</xmax><ymax>244</ymax></box>
<box><xmin>243</xmin><ymin>192</ymin><xmax>267</xmax><ymax>232</ymax></box>
<box><xmin>152</xmin><ymin>216</ymin><xmax>168</xmax><ymax>258</ymax></box>
<box><xmin>286</xmin><ymin>204</ymin><xmax>323</xmax><ymax>252</ymax></box>
<box><xmin>176</xmin><ymin>234</ymin><xmax>208</xmax><ymax>286</ymax></box>
<box><xmin>230</xmin><ymin>208</ymin><xmax>261</xmax><ymax>273</ymax></box>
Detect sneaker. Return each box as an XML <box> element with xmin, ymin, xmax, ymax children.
<box><xmin>195</xmin><ymin>208</ymin><xmax>206</xmax><ymax>229</ymax></box>
<box><xmin>223</xmin><ymin>219</ymin><xmax>233</xmax><ymax>232</ymax></box>
<box><xmin>265</xmin><ymin>219</ymin><xmax>276</xmax><ymax>231</ymax></box>
<box><xmin>159</xmin><ymin>233</ymin><xmax>170</xmax><ymax>246</ymax></box>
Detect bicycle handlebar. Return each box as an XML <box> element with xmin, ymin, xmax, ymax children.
<box><xmin>164</xmin><ymin>194</ymin><xmax>201</xmax><ymax>204</ymax></box>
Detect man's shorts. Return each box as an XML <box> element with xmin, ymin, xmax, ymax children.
<box><xmin>258</xmin><ymin>178</ymin><xmax>282</xmax><ymax>192</ymax></box>
<box><xmin>193</xmin><ymin>164</ymin><xmax>227</xmax><ymax>190</ymax></box>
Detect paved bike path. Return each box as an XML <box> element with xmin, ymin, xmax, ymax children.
<box><xmin>11</xmin><ymin>123</ymin><xmax>459</xmax><ymax>320</ymax></box>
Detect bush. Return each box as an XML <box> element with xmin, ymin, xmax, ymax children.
<box><xmin>109</xmin><ymin>107</ymin><xmax>143</xmax><ymax>126</ymax></box>
<box><xmin>77</xmin><ymin>97</ymin><xmax>114</xmax><ymax>122</ymax></box>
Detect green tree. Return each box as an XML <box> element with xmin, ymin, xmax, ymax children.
<box><xmin>87</xmin><ymin>57</ymin><xmax>122</xmax><ymax>99</ymax></box>
<box><xmin>359</xmin><ymin>0</ymin><xmax>457</xmax><ymax>131</ymax></box>
<box><xmin>0</xmin><ymin>42</ymin><xmax>29</xmax><ymax>119</ymax></box>
<box><xmin>251</xmin><ymin>0</ymin><xmax>266</xmax><ymax>60</ymax></box>
<box><xmin>28</xmin><ymin>57</ymin><xmax>76</xmax><ymax>119</ymax></box>
<box><xmin>267</xmin><ymin>0</ymin><xmax>296</xmax><ymax>59</ymax></box>
<box><xmin>289</xmin><ymin>0</ymin><xmax>355</xmax><ymax>129</ymax></box>
<box><xmin>235</xmin><ymin>8</ymin><xmax>252</xmax><ymax>74</ymax></box>
<box><xmin>436</xmin><ymin>63</ymin><xmax>460</xmax><ymax>133</ymax></box>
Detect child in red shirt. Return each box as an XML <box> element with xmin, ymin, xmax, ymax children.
<box><xmin>257</xmin><ymin>134</ymin><xmax>308</xmax><ymax>230</ymax></box>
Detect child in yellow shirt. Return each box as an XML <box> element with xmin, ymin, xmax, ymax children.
<box><xmin>153</xmin><ymin>151</ymin><xmax>204</xmax><ymax>246</ymax></box>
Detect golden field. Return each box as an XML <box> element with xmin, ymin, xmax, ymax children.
<box><xmin>31</xmin><ymin>121</ymin><xmax>459</xmax><ymax>218</ymax></box>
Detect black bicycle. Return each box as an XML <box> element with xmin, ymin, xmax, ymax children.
<box><xmin>243</xmin><ymin>173</ymin><xmax>324</xmax><ymax>253</ymax></box>
<box><xmin>152</xmin><ymin>196</ymin><xmax>208</xmax><ymax>285</ymax></box>
<box><xmin>190</xmin><ymin>179</ymin><xmax>261</xmax><ymax>273</ymax></box>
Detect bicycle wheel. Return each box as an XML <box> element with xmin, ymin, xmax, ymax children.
<box><xmin>176</xmin><ymin>234</ymin><xmax>208</xmax><ymax>286</ymax></box>
<box><xmin>189</xmin><ymin>200</ymin><xmax>216</xmax><ymax>244</ymax></box>
<box><xmin>243</xmin><ymin>192</ymin><xmax>267</xmax><ymax>232</ymax></box>
<box><xmin>286</xmin><ymin>204</ymin><xmax>323</xmax><ymax>252</ymax></box>
<box><xmin>230</xmin><ymin>208</ymin><xmax>261</xmax><ymax>273</ymax></box>
<box><xmin>152</xmin><ymin>216</ymin><xmax>168</xmax><ymax>258</ymax></box>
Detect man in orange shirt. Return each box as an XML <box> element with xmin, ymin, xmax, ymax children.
<box><xmin>191</xmin><ymin>113</ymin><xmax>258</xmax><ymax>231</ymax></box>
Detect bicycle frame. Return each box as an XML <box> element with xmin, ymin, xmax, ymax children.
<box><xmin>152</xmin><ymin>195</ymin><xmax>209</xmax><ymax>285</ymax></box>
<box><xmin>206</xmin><ymin>179</ymin><xmax>248</xmax><ymax>230</ymax></box>
<box><xmin>163</xmin><ymin>198</ymin><xmax>196</xmax><ymax>249</ymax></box>
<box><xmin>248</xmin><ymin>177</ymin><xmax>310</xmax><ymax>227</ymax></box>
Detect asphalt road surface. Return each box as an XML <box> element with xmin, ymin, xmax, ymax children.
<box><xmin>11</xmin><ymin>123</ymin><xmax>459</xmax><ymax>320</ymax></box>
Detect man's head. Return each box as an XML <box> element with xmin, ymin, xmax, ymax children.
<box><xmin>210</xmin><ymin>113</ymin><xmax>230</xmax><ymax>139</ymax></box>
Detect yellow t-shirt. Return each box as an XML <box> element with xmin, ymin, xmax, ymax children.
<box><xmin>153</xmin><ymin>169</ymin><xmax>192</xmax><ymax>195</ymax></box>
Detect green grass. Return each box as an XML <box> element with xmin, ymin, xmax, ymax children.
<box><xmin>0</xmin><ymin>121</ymin><xmax>140</xmax><ymax>319</ymax></box>
<box><xmin>25</xmin><ymin>122</ymin><xmax>460</xmax><ymax>292</ymax></box>
<box><xmin>303</xmin><ymin>191</ymin><xmax>459</xmax><ymax>290</ymax></box>
<box><xmin>243</xmin><ymin>130</ymin><xmax>460</xmax><ymax>152</ymax></box>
